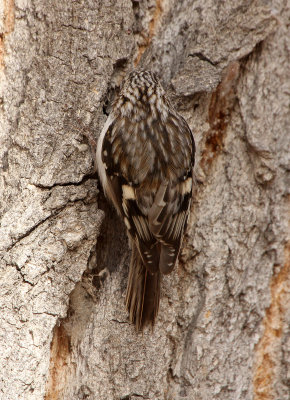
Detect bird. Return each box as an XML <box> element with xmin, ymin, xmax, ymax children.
<box><xmin>96</xmin><ymin>70</ymin><xmax>195</xmax><ymax>331</ymax></box>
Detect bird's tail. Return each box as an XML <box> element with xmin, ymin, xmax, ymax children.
<box><xmin>126</xmin><ymin>244</ymin><xmax>161</xmax><ymax>331</ymax></box>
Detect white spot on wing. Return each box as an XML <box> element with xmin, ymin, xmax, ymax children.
<box><xmin>181</xmin><ymin>178</ymin><xmax>192</xmax><ymax>195</ymax></box>
<box><xmin>122</xmin><ymin>185</ymin><xmax>135</xmax><ymax>200</ymax></box>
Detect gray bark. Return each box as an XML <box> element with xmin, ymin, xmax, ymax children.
<box><xmin>0</xmin><ymin>0</ymin><xmax>289</xmax><ymax>399</ymax></box>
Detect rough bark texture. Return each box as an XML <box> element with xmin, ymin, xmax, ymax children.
<box><xmin>0</xmin><ymin>1</ymin><xmax>289</xmax><ymax>399</ymax></box>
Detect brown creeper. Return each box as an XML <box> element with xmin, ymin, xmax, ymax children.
<box><xmin>97</xmin><ymin>70</ymin><xmax>195</xmax><ymax>331</ymax></box>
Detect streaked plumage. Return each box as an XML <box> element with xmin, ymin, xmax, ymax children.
<box><xmin>97</xmin><ymin>70</ymin><xmax>195</xmax><ymax>330</ymax></box>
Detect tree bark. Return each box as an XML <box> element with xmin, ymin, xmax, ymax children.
<box><xmin>0</xmin><ymin>1</ymin><xmax>289</xmax><ymax>399</ymax></box>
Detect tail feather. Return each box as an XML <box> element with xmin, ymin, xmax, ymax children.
<box><xmin>126</xmin><ymin>245</ymin><xmax>161</xmax><ymax>331</ymax></box>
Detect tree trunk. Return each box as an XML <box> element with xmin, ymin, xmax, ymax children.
<box><xmin>0</xmin><ymin>1</ymin><xmax>289</xmax><ymax>399</ymax></box>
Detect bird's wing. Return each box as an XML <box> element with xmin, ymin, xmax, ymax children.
<box><xmin>147</xmin><ymin>113</ymin><xmax>194</xmax><ymax>274</ymax></box>
<box><xmin>148</xmin><ymin>173</ymin><xmax>193</xmax><ymax>274</ymax></box>
<box><xmin>97</xmin><ymin>118</ymin><xmax>160</xmax><ymax>273</ymax></box>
